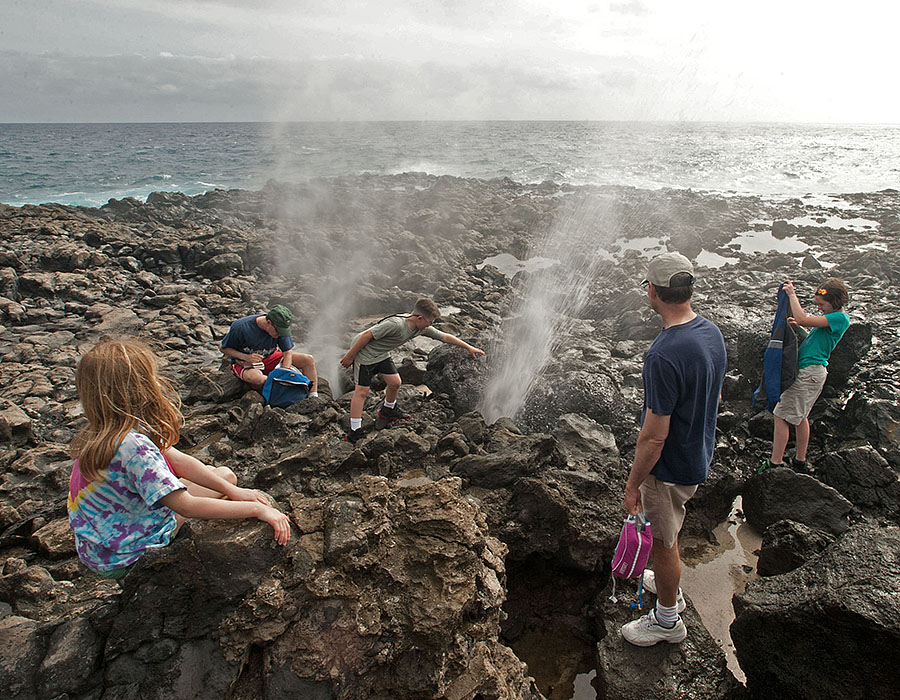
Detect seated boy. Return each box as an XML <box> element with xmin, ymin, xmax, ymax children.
<box><xmin>221</xmin><ymin>304</ymin><xmax>318</xmax><ymax>396</ymax></box>
<box><xmin>340</xmin><ymin>298</ymin><xmax>484</xmax><ymax>442</ymax></box>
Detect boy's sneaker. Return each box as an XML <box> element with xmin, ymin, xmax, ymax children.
<box><xmin>621</xmin><ymin>608</ymin><xmax>687</xmax><ymax>647</ymax></box>
<box><xmin>757</xmin><ymin>458</ymin><xmax>783</xmax><ymax>474</ymax></box>
<box><xmin>378</xmin><ymin>404</ymin><xmax>410</xmax><ymax>421</ymax></box>
<box><xmin>642</xmin><ymin>570</ymin><xmax>686</xmax><ymax>613</ymax></box>
<box><xmin>345</xmin><ymin>428</ymin><xmax>367</xmax><ymax>444</ymax></box>
<box><xmin>791</xmin><ymin>458</ymin><xmax>811</xmax><ymax>474</ymax></box>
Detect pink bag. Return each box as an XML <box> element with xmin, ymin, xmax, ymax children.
<box><xmin>609</xmin><ymin>512</ymin><xmax>653</xmax><ymax>606</ymax></box>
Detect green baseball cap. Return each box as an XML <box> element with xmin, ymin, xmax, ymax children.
<box><xmin>266</xmin><ymin>304</ymin><xmax>293</xmax><ymax>336</ymax></box>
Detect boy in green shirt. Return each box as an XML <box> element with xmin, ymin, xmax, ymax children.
<box><xmin>764</xmin><ymin>278</ymin><xmax>850</xmax><ymax>472</ymax></box>
<box><xmin>340</xmin><ymin>298</ymin><xmax>485</xmax><ymax>443</ymax></box>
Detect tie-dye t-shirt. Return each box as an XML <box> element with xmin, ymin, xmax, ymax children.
<box><xmin>67</xmin><ymin>430</ymin><xmax>185</xmax><ymax>572</ymax></box>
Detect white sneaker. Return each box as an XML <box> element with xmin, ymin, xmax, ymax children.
<box><xmin>642</xmin><ymin>570</ymin><xmax>686</xmax><ymax>613</ymax></box>
<box><xmin>621</xmin><ymin>608</ymin><xmax>688</xmax><ymax>647</ymax></box>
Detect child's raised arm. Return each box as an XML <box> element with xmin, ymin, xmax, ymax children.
<box><xmin>782</xmin><ymin>281</ymin><xmax>831</xmax><ymax>328</ymax></box>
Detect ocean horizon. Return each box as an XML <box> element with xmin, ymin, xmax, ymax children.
<box><xmin>2</xmin><ymin>120</ymin><xmax>899</xmax><ymax>208</ymax></box>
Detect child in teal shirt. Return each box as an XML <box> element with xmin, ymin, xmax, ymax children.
<box><xmin>765</xmin><ymin>278</ymin><xmax>850</xmax><ymax>471</ymax></box>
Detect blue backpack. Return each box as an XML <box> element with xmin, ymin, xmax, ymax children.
<box><xmin>261</xmin><ymin>367</ymin><xmax>310</xmax><ymax>407</ymax></box>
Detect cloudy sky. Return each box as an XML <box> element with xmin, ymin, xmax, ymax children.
<box><xmin>3</xmin><ymin>0</ymin><xmax>898</xmax><ymax>123</ymax></box>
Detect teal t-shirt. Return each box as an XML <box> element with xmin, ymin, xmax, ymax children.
<box><xmin>354</xmin><ymin>316</ymin><xmax>446</xmax><ymax>365</ymax></box>
<box><xmin>798</xmin><ymin>311</ymin><xmax>849</xmax><ymax>369</ymax></box>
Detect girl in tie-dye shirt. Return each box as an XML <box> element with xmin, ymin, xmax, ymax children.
<box><xmin>68</xmin><ymin>339</ymin><xmax>291</xmax><ymax>578</ymax></box>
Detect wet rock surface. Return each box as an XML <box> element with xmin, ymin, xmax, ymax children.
<box><xmin>732</xmin><ymin>523</ymin><xmax>900</xmax><ymax>700</ymax></box>
<box><xmin>1</xmin><ymin>176</ymin><xmax>899</xmax><ymax>698</ymax></box>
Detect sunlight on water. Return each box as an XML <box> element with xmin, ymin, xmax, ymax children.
<box><xmin>728</xmin><ymin>230</ymin><xmax>809</xmax><ymax>255</ymax></box>
<box><xmin>681</xmin><ymin>496</ymin><xmax>761</xmax><ymax>684</ymax></box>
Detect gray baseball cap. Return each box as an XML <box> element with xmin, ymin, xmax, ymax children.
<box><xmin>644</xmin><ymin>252</ymin><xmax>695</xmax><ymax>288</ymax></box>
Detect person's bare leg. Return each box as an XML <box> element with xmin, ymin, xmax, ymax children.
<box><xmin>291</xmin><ymin>353</ymin><xmax>318</xmax><ymax>393</ymax></box>
<box><xmin>771</xmin><ymin>416</ymin><xmax>790</xmax><ymax>464</ymax></box>
<box><xmin>650</xmin><ymin>537</ymin><xmax>682</xmax><ymax>608</ymax></box>
<box><xmin>350</xmin><ymin>385</ymin><xmax>370</xmax><ymax>420</ymax></box>
<box><xmin>241</xmin><ymin>367</ymin><xmax>266</xmax><ymax>390</ymax></box>
<box><xmin>179</xmin><ymin>466</ymin><xmax>236</xmax><ymax>500</ymax></box>
<box><xmin>795</xmin><ymin>417</ymin><xmax>811</xmax><ymax>461</ymax></box>
<box><xmin>383</xmin><ymin>373</ymin><xmax>401</xmax><ymax>404</ymax></box>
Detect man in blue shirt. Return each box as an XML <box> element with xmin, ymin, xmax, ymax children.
<box><xmin>220</xmin><ymin>304</ymin><xmax>318</xmax><ymax>396</ymax></box>
<box><xmin>621</xmin><ymin>253</ymin><xmax>726</xmax><ymax>647</ymax></box>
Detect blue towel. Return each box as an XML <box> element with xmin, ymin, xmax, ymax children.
<box><xmin>753</xmin><ymin>283</ymin><xmax>799</xmax><ymax>412</ymax></box>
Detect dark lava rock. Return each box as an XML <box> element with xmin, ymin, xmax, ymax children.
<box><xmin>596</xmin><ymin>597</ymin><xmax>740</xmax><ymax>700</ymax></box>
<box><xmin>756</xmin><ymin>519</ymin><xmax>835</xmax><ymax>577</ymax></box>
<box><xmin>732</xmin><ymin>522</ymin><xmax>900</xmax><ymax>700</ymax></box>
<box><xmin>816</xmin><ymin>444</ymin><xmax>900</xmax><ymax>520</ymax></box>
<box><xmin>742</xmin><ymin>468</ymin><xmax>852</xmax><ymax>535</ymax></box>
<box><xmin>98</xmin><ymin>477</ymin><xmax>540</xmax><ymax>700</ymax></box>
<box><xmin>826</xmin><ymin>322</ymin><xmax>872</xmax><ymax>388</ymax></box>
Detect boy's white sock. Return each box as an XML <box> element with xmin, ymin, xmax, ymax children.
<box><xmin>383</xmin><ymin>399</ymin><xmax>396</xmax><ymax>408</ymax></box>
<box><xmin>308</xmin><ymin>391</ymin><xmax>318</xmax><ymax>398</ymax></box>
<box><xmin>350</xmin><ymin>418</ymin><xmax>362</xmax><ymax>431</ymax></box>
<box><xmin>655</xmin><ymin>602</ymin><xmax>679</xmax><ymax>628</ymax></box>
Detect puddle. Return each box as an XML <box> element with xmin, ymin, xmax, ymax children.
<box><xmin>798</xmin><ymin>193</ymin><xmax>858</xmax><ymax>211</ymax></box>
<box><xmin>605</xmin><ymin>236</ymin><xmax>667</xmax><ymax>258</ymax></box>
<box><xmin>728</xmin><ymin>230</ymin><xmax>809</xmax><ymax>255</ymax></box>
<box><xmin>786</xmin><ymin>215</ymin><xmax>879</xmax><ymax>231</ymax></box>
<box><xmin>680</xmin><ymin>496</ymin><xmax>761</xmax><ymax>683</ymax></box>
<box><xmin>855</xmin><ymin>241</ymin><xmax>889</xmax><ymax>252</ymax></box>
<box><xmin>502</xmin><ymin>560</ymin><xmax>601</xmax><ymax>700</ymax></box>
<box><xmin>695</xmin><ymin>249</ymin><xmax>739</xmax><ymax>269</ymax></box>
<box><xmin>477</xmin><ymin>253</ymin><xmax>559</xmax><ymax>277</ymax></box>
<box><xmin>510</xmin><ymin>630</ymin><xmax>597</xmax><ymax>700</ymax></box>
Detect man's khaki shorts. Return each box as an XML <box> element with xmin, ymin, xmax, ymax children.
<box><xmin>773</xmin><ymin>364</ymin><xmax>827</xmax><ymax>426</ymax></box>
<box><xmin>640</xmin><ymin>474</ymin><xmax>698</xmax><ymax>549</ymax></box>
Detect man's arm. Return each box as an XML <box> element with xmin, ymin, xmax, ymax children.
<box><xmin>341</xmin><ymin>331</ymin><xmax>374</xmax><ymax>367</ymax></box>
<box><xmin>623</xmin><ymin>410</ymin><xmax>671</xmax><ymax>514</ymax></box>
<box><xmin>440</xmin><ymin>333</ymin><xmax>485</xmax><ymax>359</ymax></box>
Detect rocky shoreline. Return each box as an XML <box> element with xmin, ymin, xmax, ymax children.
<box><xmin>1</xmin><ymin>174</ymin><xmax>898</xmax><ymax>699</ymax></box>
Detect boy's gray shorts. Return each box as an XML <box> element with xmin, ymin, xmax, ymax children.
<box><xmin>773</xmin><ymin>364</ymin><xmax>827</xmax><ymax>425</ymax></box>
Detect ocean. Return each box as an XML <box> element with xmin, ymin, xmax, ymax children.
<box><xmin>1</xmin><ymin>121</ymin><xmax>899</xmax><ymax>208</ymax></box>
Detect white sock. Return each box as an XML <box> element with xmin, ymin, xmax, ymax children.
<box><xmin>655</xmin><ymin>602</ymin><xmax>679</xmax><ymax>628</ymax></box>
<box><xmin>350</xmin><ymin>418</ymin><xmax>362</xmax><ymax>431</ymax></box>
<box><xmin>383</xmin><ymin>399</ymin><xmax>396</xmax><ymax>408</ymax></box>
<box><xmin>308</xmin><ymin>391</ymin><xmax>318</xmax><ymax>398</ymax></box>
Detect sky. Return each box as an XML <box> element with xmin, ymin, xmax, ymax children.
<box><xmin>2</xmin><ymin>0</ymin><xmax>898</xmax><ymax>123</ymax></box>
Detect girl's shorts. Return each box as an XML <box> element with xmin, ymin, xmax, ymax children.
<box><xmin>773</xmin><ymin>364</ymin><xmax>827</xmax><ymax>426</ymax></box>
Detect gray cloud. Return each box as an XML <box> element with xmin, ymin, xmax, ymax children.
<box><xmin>0</xmin><ymin>50</ymin><xmax>654</xmax><ymax>122</ymax></box>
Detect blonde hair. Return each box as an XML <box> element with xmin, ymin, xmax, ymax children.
<box><xmin>72</xmin><ymin>339</ymin><xmax>183</xmax><ymax>481</ymax></box>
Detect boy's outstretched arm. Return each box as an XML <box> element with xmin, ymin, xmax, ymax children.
<box><xmin>441</xmin><ymin>334</ymin><xmax>485</xmax><ymax>359</ymax></box>
<box><xmin>341</xmin><ymin>331</ymin><xmax>374</xmax><ymax>367</ymax></box>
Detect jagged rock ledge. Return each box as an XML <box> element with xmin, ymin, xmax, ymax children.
<box><xmin>1</xmin><ymin>175</ymin><xmax>899</xmax><ymax>699</ymax></box>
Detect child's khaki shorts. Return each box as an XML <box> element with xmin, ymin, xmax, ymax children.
<box><xmin>773</xmin><ymin>364</ymin><xmax>827</xmax><ymax>426</ymax></box>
